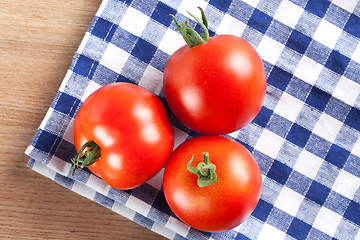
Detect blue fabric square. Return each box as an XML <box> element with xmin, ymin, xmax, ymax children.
<box><xmin>152</xmin><ymin>191</ymin><xmax>172</xmax><ymax>216</ymax></box>
<box><xmin>324</xmin><ymin>191</ymin><xmax>351</xmax><ymax>216</ymax></box>
<box><xmin>267</xmin><ymin>160</ymin><xmax>292</xmax><ymax>185</ymax></box>
<box><xmin>92</xmin><ymin>17</ymin><xmax>117</xmax><ymax>41</ymax></box>
<box><xmin>209</xmin><ymin>0</ymin><xmax>232</xmax><ymax>12</ymax></box>
<box><xmin>54</xmin><ymin>173</ymin><xmax>75</xmax><ymax>189</ymax></box>
<box><xmin>235</xmin><ymin>233</ymin><xmax>251</xmax><ymax>240</ymax></box>
<box><xmin>305</xmin><ymin>86</ymin><xmax>331</xmax><ymax>111</ymax></box>
<box><xmin>228</xmin><ymin>0</ymin><xmax>254</xmax><ymax>23</ymax></box>
<box><xmin>287</xmin><ymin>218</ymin><xmax>311</xmax><ymax>240</ymax></box>
<box><xmin>267</xmin><ymin>20</ymin><xmax>293</xmax><ymax>45</ymax></box>
<box><xmin>325</xmin><ymin>144</ymin><xmax>350</xmax><ymax>169</ymax></box>
<box><xmin>306</xmin><ymin>40</ymin><xmax>332</xmax><ymax>65</ymax></box>
<box><xmin>306</xmin><ymin>181</ymin><xmax>331</xmax><ymax>205</ymax></box>
<box><xmin>344</xmin><ymin>14</ymin><xmax>360</xmax><ymax>38</ymax></box>
<box><xmin>253</xmin><ymin>107</ymin><xmax>272</xmax><ymax>128</ymax></box>
<box><xmin>306</xmin><ymin>133</ymin><xmax>332</xmax><ymax>157</ymax></box>
<box><xmin>267</xmin><ymin>208</ymin><xmax>293</xmax><ymax>232</ymax></box>
<box><xmin>94</xmin><ymin>192</ymin><xmax>115</xmax><ymax>209</ymax></box>
<box><xmin>286</xmin><ymin>123</ymin><xmax>312</xmax><ymax>148</ymax></box>
<box><xmin>268</xmin><ymin>114</ymin><xmax>292</xmax><ymax>138</ymax></box>
<box><xmin>35</xmin><ymin>130</ymin><xmax>61</xmax><ymax>155</ymax></box>
<box><xmin>286</xmin><ymin>77</ymin><xmax>312</xmax><ymax>102</ymax></box>
<box><xmin>54</xmin><ymin>92</ymin><xmax>81</xmax><ymax>117</ymax></box>
<box><xmin>73</xmin><ymin>54</ymin><xmax>99</xmax><ymax>79</ymax></box>
<box><xmin>345</xmin><ymin>107</ymin><xmax>360</xmax><ymax>132</ymax></box>
<box><xmin>268</xmin><ymin>66</ymin><xmax>292</xmax><ymax>91</ymax></box>
<box><xmin>344</xmin><ymin>201</ymin><xmax>360</xmax><ymax>225</ymax></box>
<box><xmin>247</xmin><ymin>9</ymin><xmax>272</xmax><ymax>34</ymax></box>
<box><xmin>131</xmin><ymin>38</ymin><xmax>157</xmax><ymax>63</ymax></box>
<box><xmin>112</xmin><ymin>28</ymin><xmax>138</xmax><ymax>53</ymax></box>
<box><xmin>252</xmin><ymin>199</ymin><xmax>273</xmax><ymax>222</ymax></box>
<box><xmin>325</xmin><ymin>50</ymin><xmax>350</xmax><ymax>75</ymax></box>
<box><xmin>151</xmin><ymin>2</ymin><xmax>176</xmax><ymax>27</ymax></box>
<box><xmin>286</xmin><ymin>171</ymin><xmax>312</xmax><ymax>195</ymax></box>
<box><xmin>304</xmin><ymin>0</ymin><xmax>330</xmax><ymax>18</ymax></box>
<box><xmin>286</xmin><ymin>30</ymin><xmax>312</xmax><ymax>54</ymax></box>
<box><xmin>325</xmin><ymin>97</ymin><xmax>351</xmax><ymax>122</ymax></box>
<box><xmin>133</xmin><ymin>212</ymin><xmax>154</xmax><ymax>229</ymax></box>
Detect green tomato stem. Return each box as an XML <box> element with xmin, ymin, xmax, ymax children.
<box><xmin>187</xmin><ymin>152</ymin><xmax>218</xmax><ymax>187</ymax></box>
<box><xmin>71</xmin><ymin>140</ymin><xmax>101</xmax><ymax>175</ymax></box>
<box><xmin>171</xmin><ymin>7</ymin><xmax>210</xmax><ymax>47</ymax></box>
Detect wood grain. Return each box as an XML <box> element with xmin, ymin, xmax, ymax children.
<box><xmin>0</xmin><ymin>1</ymin><xmax>166</xmax><ymax>239</ymax></box>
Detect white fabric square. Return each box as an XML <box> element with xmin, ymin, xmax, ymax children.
<box><xmin>313</xmin><ymin>207</ymin><xmax>342</xmax><ymax>237</ymax></box>
<box><xmin>332</xmin><ymin>0</ymin><xmax>358</xmax><ymax>13</ymax></box>
<box><xmin>152</xmin><ymin>222</ymin><xmax>176</xmax><ymax>240</ymax></box>
<box><xmin>32</xmin><ymin>161</ymin><xmax>57</xmax><ymax>180</ymax></box>
<box><xmin>139</xmin><ymin>65</ymin><xmax>164</xmax><ymax>95</ymax></box>
<box><xmin>87</xmin><ymin>174</ymin><xmax>110</xmax><ymax>196</ymax></box>
<box><xmin>126</xmin><ymin>195</ymin><xmax>152</xmax><ymax>216</ymax></box>
<box><xmin>242</xmin><ymin>0</ymin><xmax>260</xmax><ymax>8</ymax></box>
<box><xmin>294</xmin><ymin>150</ymin><xmax>323</xmax><ymax>179</ymax></box>
<box><xmin>112</xmin><ymin>202</ymin><xmax>136</xmax><ymax>220</ymax></box>
<box><xmin>177</xmin><ymin>0</ymin><xmax>208</xmax><ymax>17</ymax></box>
<box><xmin>313</xmin><ymin>113</ymin><xmax>343</xmax><ymax>143</ymax></box>
<box><xmin>216</xmin><ymin>14</ymin><xmax>246</xmax><ymax>37</ymax></box>
<box><xmin>274</xmin><ymin>186</ymin><xmax>304</xmax><ymax>216</ymax></box>
<box><xmin>332</xmin><ymin>170</ymin><xmax>360</xmax><ymax>199</ymax></box>
<box><xmin>72</xmin><ymin>181</ymin><xmax>97</xmax><ymax>200</ymax></box>
<box><xmin>352</xmin><ymin>43</ymin><xmax>360</xmax><ymax>63</ymax></box>
<box><xmin>258</xmin><ymin>223</ymin><xmax>286</xmax><ymax>240</ymax></box>
<box><xmin>255</xmin><ymin>129</ymin><xmax>285</xmax><ymax>159</ymax></box>
<box><xmin>165</xmin><ymin>216</ymin><xmax>190</xmax><ymax>238</ymax></box>
<box><xmin>77</xmin><ymin>32</ymin><xmax>91</xmax><ymax>54</ymax></box>
<box><xmin>313</xmin><ymin>19</ymin><xmax>343</xmax><ymax>49</ymax></box>
<box><xmin>274</xmin><ymin>92</ymin><xmax>304</xmax><ymax>122</ymax></box>
<box><xmin>257</xmin><ymin>35</ymin><xmax>284</xmax><ymax>65</ymax></box>
<box><xmin>81</xmin><ymin>80</ymin><xmax>102</xmax><ymax>101</ymax></box>
<box><xmin>100</xmin><ymin>43</ymin><xmax>130</xmax><ymax>74</ymax></box>
<box><xmin>294</xmin><ymin>55</ymin><xmax>323</xmax><ymax>86</ymax></box>
<box><xmin>158</xmin><ymin>28</ymin><xmax>185</xmax><ymax>55</ymax></box>
<box><xmin>273</xmin><ymin>0</ymin><xmax>304</xmax><ymax>28</ymax></box>
<box><xmin>48</xmin><ymin>156</ymin><xmax>72</xmax><ymax>176</ymax></box>
<box><xmin>333</xmin><ymin>76</ymin><xmax>360</xmax><ymax>106</ymax></box>
<box><xmin>119</xmin><ymin>7</ymin><xmax>150</xmax><ymax>36</ymax></box>
<box><xmin>352</xmin><ymin>137</ymin><xmax>360</xmax><ymax>157</ymax></box>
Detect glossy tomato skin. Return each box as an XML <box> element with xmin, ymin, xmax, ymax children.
<box><xmin>163</xmin><ymin>35</ymin><xmax>266</xmax><ymax>135</ymax></box>
<box><xmin>163</xmin><ymin>136</ymin><xmax>262</xmax><ymax>232</ymax></box>
<box><xmin>73</xmin><ymin>82</ymin><xmax>174</xmax><ymax>190</ymax></box>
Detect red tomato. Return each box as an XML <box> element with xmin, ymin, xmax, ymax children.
<box><xmin>163</xmin><ymin>10</ymin><xmax>266</xmax><ymax>135</ymax></box>
<box><xmin>72</xmin><ymin>82</ymin><xmax>174</xmax><ymax>190</ymax></box>
<box><xmin>163</xmin><ymin>136</ymin><xmax>262</xmax><ymax>232</ymax></box>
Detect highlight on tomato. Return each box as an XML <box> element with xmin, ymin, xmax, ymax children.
<box><xmin>163</xmin><ymin>136</ymin><xmax>262</xmax><ymax>232</ymax></box>
<box><xmin>163</xmin><ymin>8</ymin><xmax>267</xmax><ymax>135</ymax></box>
<box><xmin>72</xmin><ymin>82</ymin><xmax>174</xmax><ymax>190</ymax></box>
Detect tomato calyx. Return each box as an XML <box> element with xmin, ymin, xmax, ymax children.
<box><xmin>71</xmin><ymin>140</ymin><xmax>101</xmax><ymax>175</ymax></box>
<box><xmin>171</xmin><ymin>7</ymin><xmax>209</xmax><ymax>47</ymax></box>
<box><xmin>187</xmin><ymin>152</ymin><xmax>218</xmax><ymax>187</ymax></box>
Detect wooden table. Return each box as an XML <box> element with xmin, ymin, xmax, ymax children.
<box><xmin>0</xmin><ymin>1</ymin><xmax>166</xmax><ymax>239</ymax></box>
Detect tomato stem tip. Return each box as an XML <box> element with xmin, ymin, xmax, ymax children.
<box><xmin>71</xmin><ymin>140</ymin><xmax>101</xmax><ymax>175</ymax></box>
<box><xmin>187</xmin><ymin>152</ymin><xmax>218</xmax><ymax>187</ymax></box>
<box><xmin>171</xmin><ymin>7</ymin><xmax>209</xmax><ymax>47</ymax></box>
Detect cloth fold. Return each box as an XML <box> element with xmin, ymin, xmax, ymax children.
<box><xmin>26</xmin><ymin>0</ymin><xmax>360</xmax><ymax>239</ymax></box>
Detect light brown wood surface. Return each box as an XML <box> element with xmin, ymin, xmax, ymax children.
<box><xmin>0</xmin><ymin>1</ymin><xmax>166</xmax><ymax>239</ymax></box>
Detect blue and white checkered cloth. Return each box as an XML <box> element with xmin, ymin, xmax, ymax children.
<box><xmin>25</xmin><ymin>0</ymin><xmax>360</xmax><ymax>239</ymax></box>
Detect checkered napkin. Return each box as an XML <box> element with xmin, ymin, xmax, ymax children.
<box><xmin>25</xmin><ymin>0</ymin><xmax>360</xmax><ymax>239</ymax></box>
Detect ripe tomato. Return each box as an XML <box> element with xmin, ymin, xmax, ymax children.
<box><xmin>163</xmin><ymin>136</ymin><xmax>262</xmax><ymax>232</ymax></box>
<box><xmin>72</xmin><ymin>82</ymin><xmax>174</xmax><ymax>190</ymax></box>
<box><xmin>163</xmin><ymin>9</ymin><xmax>266</xmax><ymax>135</ymax></box>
